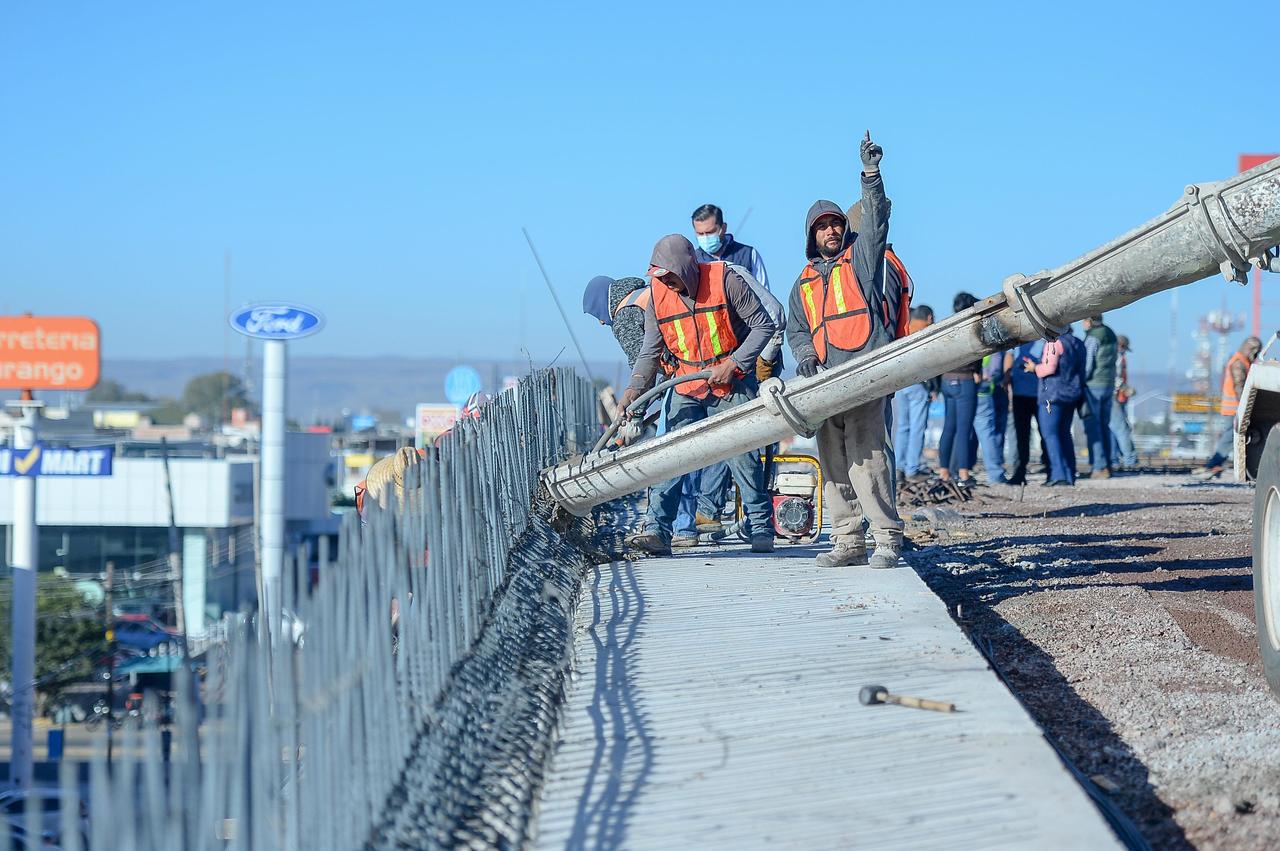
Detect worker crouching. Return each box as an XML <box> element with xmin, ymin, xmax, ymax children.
<box><xmin>786</xmin><ymin>132</ymin><xmax>904</xmax><ymax>569</ymax></box>
<box><xmin>622</xmin><ymin>234</ymin><xmax>778</xmax><ymax>557</ymax></box>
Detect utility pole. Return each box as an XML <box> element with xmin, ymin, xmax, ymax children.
<box><xmin>7</xmin><ymin>395</ymin><xmax>41</xmax><ymax>791</ymax></box>
<box><xmin>160</xmin><ymin>437</ymin><xmax>186</xmax><ymax>643</ymax></box>
<box><xmin>104</xmin><ymin>560</ymin><xmax>115</xmax><ymax>764</ymax></box>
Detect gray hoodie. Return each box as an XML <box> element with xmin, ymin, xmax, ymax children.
<box><xmin>786</xmin><ymin>172</ymin><xmax>893</xmax><ymax>368</ymax></box>
<box><xmin>628</xmin><ymin>234</ymin><xmax>776</xmax><ymax>394</ymax></box>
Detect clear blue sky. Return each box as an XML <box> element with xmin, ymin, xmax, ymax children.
<box><xmin>2</xmin><ymin>1</ymin><xmax>1277</xmax><ymax>386</ymax></box>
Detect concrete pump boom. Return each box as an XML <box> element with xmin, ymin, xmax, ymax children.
<box><xmin>543</xmin><ymin>159</ymin><xmax>1280</xmax><ymax>516</ymax></box>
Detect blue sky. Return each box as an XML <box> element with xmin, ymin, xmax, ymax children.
<box><xmin>1</xmin><ymin>1</ymin><xmax>1277</xmax><ymax>387</ymax></box>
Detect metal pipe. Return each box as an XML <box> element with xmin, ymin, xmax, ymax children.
<box><xmin>544</xmin><ymin>159</ymin><xmax>1280</xmax><ymax>515</ymax></box>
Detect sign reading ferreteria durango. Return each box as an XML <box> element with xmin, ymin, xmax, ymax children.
<box><xmin>0</xmin><ymin>316</ymin><xmax>101</xmax><ymax>390</ymax></box>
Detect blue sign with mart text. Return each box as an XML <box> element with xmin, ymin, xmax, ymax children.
<box><xmin>0</xmin><ymin>444</ymin><xmax>114</xmax><ymax>477</ymax></box>
<box><xmin>229</xmin><ymin>303</ymin><xmax>325</xmax><ymax>340</ymax></box>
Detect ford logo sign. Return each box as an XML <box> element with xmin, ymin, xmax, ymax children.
<box><xmin>229</xmin><ymin>303</ymin><xmax>325</xmax><ymax>340</ymax></box>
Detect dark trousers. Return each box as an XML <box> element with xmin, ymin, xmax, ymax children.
<box><xmin>1010</xmin><ymin>394</ymin><xmax>1048</xmax><ymax>483</ymax></box>
<box><xmin>939</xmin><ymin>377</ymin><xmax>978</xmax><ymax>472</ymax></box>
<box><xmin>1037</xmin><ymin>398</ymin><xmax>1078</xmax><ymax>484</ymax></box>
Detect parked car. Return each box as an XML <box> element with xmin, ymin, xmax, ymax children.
<box><xmin>112</xmin><ymin>620</ymin><xmax>181</xmax><ymax>653</ymax></box>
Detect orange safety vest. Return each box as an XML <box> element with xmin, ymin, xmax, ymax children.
<box><xmin>797</xmin><ymin>246</ymin><xmax>873</xmax><ymax>362</ymax></box>
<box><xmin>613</xmin><ymin>287</ymin><xmax>651</xmax><ymax>317</ymax></box>
<box><xmin>883</xmin><ymin>246</ymin><xmax>913</xmax><ymax>339</ymax></box>
<box><xmin>651</xmin><ymin>262</ymin><xmax>739</xmax><ymax>399</ymax></box>
<box><xmin>1221</xmin><ymin>351</ymin><xmax>1251</xmax><ymax>416</ymax></box>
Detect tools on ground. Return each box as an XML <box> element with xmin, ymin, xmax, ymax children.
<box><xmin>858</xmin><ymin>684</ymin><xmax>956</xmax><ymax>713</ymax></box>
<box><xmin>897</xmin><ymin>476</ymin><xmax>982</xmax><ymax>508</ymax></box>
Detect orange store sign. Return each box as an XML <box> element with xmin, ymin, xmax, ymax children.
<box><xmin>0</xmin><ymin>316</ymin><xmax>100</xmax><ymax>391</ymax></box>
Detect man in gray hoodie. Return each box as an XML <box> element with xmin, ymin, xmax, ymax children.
<box><xmin>622</xmin><ymin>234</ymin><xmax>778</xmax><ymax>556</ymax></box>
<box><xmin>786</xmin><ymin>132</ymin><xmax>904</xmax><ymax>569</ymax></box>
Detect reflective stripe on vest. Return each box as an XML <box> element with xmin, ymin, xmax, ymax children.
<box><xmin>797</xmin><ymin>247</ymin><xmax>872</xmax><ymax>362</ymax></box>
<box><xmin>651</xmin><ymin>262</ymin><xmax>739</xmax><ymax>399</ymax></box>
<box><xmin>613</xmin><ymin>287</ymin><xmax>651</xmax><ymax>317</ymax></box>
<box><xmin>1221</xmin><ymin>351</ymin><xmax>1250</xmax><ymax>416</ymax></box>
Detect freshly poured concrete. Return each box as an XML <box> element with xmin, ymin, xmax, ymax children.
<box><xmin>534</xmin><ymin>543</ymin><xmax>1119</xmax><ymax>849</ymax></box>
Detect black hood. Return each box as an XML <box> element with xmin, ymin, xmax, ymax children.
<box><xmin>805</xmin><ymin>199</ymin><xmax>851</xmax><ymax>261</ymax></box>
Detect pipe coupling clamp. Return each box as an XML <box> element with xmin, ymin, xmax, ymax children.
<box><xmin>759</xmin><ymin>377</ymin><xmax>818</xmax><ymax>438</ymax></box>
<box><xmin>1185</xmin><ymin>182</ymin><xmax>1251</xmax><ymax>284</ymax></box>
<box><xmin>1001</xmin><ymin>273</ymin><xmax>1067</xmax><ymax>341</ymax></box>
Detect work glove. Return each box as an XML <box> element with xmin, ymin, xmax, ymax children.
<box><xmin>755</xmin><ymin>356</ymin><xmax>775</xmax><ymax>382</ymax></box>
<box><xmin>618</xmin><ymin>387</ymin><xmax>640</xmax><ymax>414</ymax></box>
<box><xmin>860</xmin><ymin>130</ymin><xmax>883</xmax><ymax>174</ymax></box>
<box><xmin>797</xmin><ymin>356</ymin><xmax>820</xmax><ymax>378</ymax></box>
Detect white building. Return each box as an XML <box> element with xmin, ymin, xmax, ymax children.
<box><xmin>0</xmin><ymin>432</ymin><xmax>337</xmax><ymax>637</ymax></box>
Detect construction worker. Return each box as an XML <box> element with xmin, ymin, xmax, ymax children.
<box><xmin>893</xmin><ymin>305</ymin><xmax>935</xmax><ymax>480</ymax></box>
<box><xmin>1202</xmin><ymin>335</ymin><xmax>1262</xmax><ymax>476</ymax></box>
<box><xmin>1109</xmin><ymin>334</ymin><xmax>1139</xmax><ymax>469</ymax></box>
<box><xmin>583</xmin><ymin>274</ymin><xmax>702</xmax><ymax>546</ymax></box>
<box><xmin>786</xmin><ymin>131</ymin><xmax>904</xmax><ymax>569</ymax></box>
<box><xmin>691</xmin><ymin>204</ymin><xmax>770</xmax><ymax>291</ymax></box>
<box><xmin>1082</xmin><ymin>315</ymin><xmax>1119</xmax><ymax>478</ymax></box>
<box><xmin>621</xmin><ymin>235</ymin><xmax>778</xmax><ymax>556</ymax></box>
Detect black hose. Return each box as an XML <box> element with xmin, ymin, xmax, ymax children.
<box><xmin>590</xmin><ymin>371</ymin><xmax>712</xmax><ymax>455</ymax></box>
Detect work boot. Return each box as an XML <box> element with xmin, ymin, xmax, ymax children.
<box><xmin>695</xmin><ymin>512</ymin><xmax>724</xmax><ymax>534</ymax></box>
<box><xmin>671</xmin><ymin>532</ymin><xmax>699</xmax><ymax>548</ymax></box>
<box><xmin>750</xmin><ymin>534</ymin><xmax>775</xmax><ymax>553</ymax></box>
<box><xmin>815</xmin><ymin>545</ymin><xmax>868</xmax><ymax>568</ymax></box>
<box><xmin>628</xmin><ymin>531</ymin><xmax>672</xmax><ymax>557</ymax></box>
<box><xmin>869</xmin><ymin>547</ymin><xmax>901</xmax><ymax>569</ymax></box>
<box><xmin>1094</xmin><ymin>467</ymin><xmax>1112</xmax><ymax>479</ymax></box>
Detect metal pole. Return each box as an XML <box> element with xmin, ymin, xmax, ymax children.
<box><xmin>104</xmin><ymin>560</ymin><xmax>114</xmax><ymax>764</ymax></box>
<box><xmin>160</xmin><ymin>437</ymin><xmax>186</xmax><ymax>643</ymax></box>
<box><xmin>521</xmin><ymin>227</ymin><xmax>595</xmax><ymax>382</ymax></box>
<box><xmin>260</xmin><ymin>338</ymin><xmax>286</xmax><ymax>633</ymax></box>
<box><xmin>8</xmin><ymin>401</ymin><xmax>39</xmax><ymax>790</ymax></box>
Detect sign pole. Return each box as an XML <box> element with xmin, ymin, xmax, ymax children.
<box><xmin>8</xmin><ymin>397</ymin><xmax>41</xmax><ymax>791</ymax></box>
<box><xmin>260</xmin><ymin>338</ymin><xmax>286</xmax><ymax>632</ymax></box>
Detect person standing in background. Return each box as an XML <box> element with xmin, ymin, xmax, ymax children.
<box><xmin>1109</xmin><ymin>334</ymin><xmax>1139</xmax><ymax>470</ymax></box>
<box><xmin>1082</xmin><ymin>315</ymin><xmax>1118</xmax><ymax>479</ymax></box>
<box><xmin>974</xmin><ymin>349</ymin><xmax>1009</xmax><ymax>484</ymax></box>
<box><xmin>1200</xmin><ymin>335</ymin><xmax>1262</xmax><ymax>477</ymax></box>
<box><xmin>1031</xmin><ymin>327</ymin><xmax>1086</xmax><ymax>486</ymax></box>
<box><xmin>894</xmin><ymin>305</ymin><xmax>935</xmax><ymax>480</ymax></box>
<box><xmin>692</xmin><ymin>204</ymin><xmax>770</xmax><ymax>290</ymax></box>
<box><xmin>937</xmin><ymin>292</ymin><xmax>981</xmax><ymax>487</ymax></box>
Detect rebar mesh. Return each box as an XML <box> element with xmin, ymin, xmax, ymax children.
<box><xmin>42</xmin><ymin>368</ymin><xmax>599</xmax><ymax>850</ymax></box>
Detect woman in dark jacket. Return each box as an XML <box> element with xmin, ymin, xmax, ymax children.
<box><xmin>1028</xmin><ymin>326</ymin><xmax>1086</xmax><ymax>485</ymax></box>
<box><xmin>937</xmin><ymin>292</ymin><xmax>981</xmax><ymax>485</ymax></box>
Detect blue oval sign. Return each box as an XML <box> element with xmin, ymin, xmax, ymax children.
<box><xmin>229</xmin><ymin>303</ymin><xmax>325</xmax><ymax>340</ymax></box>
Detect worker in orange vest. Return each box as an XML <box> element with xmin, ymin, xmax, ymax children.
<box><xmin>786</xmin><ymin>131</ymin><xmax>903</xmax><ymax>570</ymax></box>
<box><xmin>621</xmin><ymin>234</ymin><xmax>778</xmax><ymax>557</ymax></box>
<box><xmin>1201</xmin><ymin>335</ymin><xmax>1262</xmax><ymax>477</ymax></box>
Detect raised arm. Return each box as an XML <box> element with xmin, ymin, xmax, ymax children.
<box><xmin>852</xmin><ymin>132</ymin><xmax>891</xmax><ymax>318</ymax></box>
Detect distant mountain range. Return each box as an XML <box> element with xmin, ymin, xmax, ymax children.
<box><xmin>97</xmin><ymin>356</ymin><xmax>629</xmax><ymax>422</ymax></box>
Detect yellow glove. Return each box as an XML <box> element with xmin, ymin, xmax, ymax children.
<box><xmin>755</xmin><ymin>357</ymin><xmax>774</xmax><ymax>382</ymax></box>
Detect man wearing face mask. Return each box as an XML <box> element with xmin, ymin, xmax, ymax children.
<box><xmin>692</xmin><ymin>204</ymin><xmax>770</xmax><ymax>292</ymax></box>
<box><xmin>786</xmin><ymin>131</ymin><xmax>903</xmax><ymax>570</ymax></box>
<box><xmin>621</xmin><ymin>234</ymin><xmax>778</xmax><ymax>557</ymax></box>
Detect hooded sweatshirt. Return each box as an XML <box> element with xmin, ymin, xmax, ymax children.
<box><xmin>786</xmin><ymin>172</ymin><xmax>893</xmax><ymax>369</ymax></box>
<box><xmin>627</xmin><ymin>234</ymin><xmax>775</xmax><ymax>394</ymax></box>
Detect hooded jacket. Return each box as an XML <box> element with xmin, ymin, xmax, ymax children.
<box><xmin>627</xmin><ymin>234</ymin><xmax>775</xmax><ymax>394</ymax></box>
<box><xmin>786</xmin><ymin>172</ymin><xmax>893</xmax><ymax>368</ymax></box>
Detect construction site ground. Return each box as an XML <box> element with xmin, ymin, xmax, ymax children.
<box><xmin>904</xmin><ymin>471</ymin><xmax>1280</xmax><ymax>850</ymax></box>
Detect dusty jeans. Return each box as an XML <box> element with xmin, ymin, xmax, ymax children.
<box><xmin>816</xmin><ymin>398</ymin><xmax>904</xmax><ymax>552</ymax></box>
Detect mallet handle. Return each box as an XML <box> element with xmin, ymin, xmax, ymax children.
<box><xmin>889</xmin><ymin>694</ymin><xmax>956</xmax><ymax>713</ymax></box>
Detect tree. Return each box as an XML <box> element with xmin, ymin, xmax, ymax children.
<box><xmin>181</xmin><ymin>371</ymin><xmax>256</xmax><ymax>426</ymax></box>
<box><xmin>86</xmin><ymin>379</ymin><xmax>152</xmax><ymax>403</ymax></box>
<box><xmin>0</xmin><ymin>575</ymin><xmax>105</xmax><ymax>702</ymax></box>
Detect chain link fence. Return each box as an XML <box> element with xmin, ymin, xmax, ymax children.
<box><xmin>9</xmin><ymin>368</ymin><xmax>599</xmax><ymax>850</ymax></box>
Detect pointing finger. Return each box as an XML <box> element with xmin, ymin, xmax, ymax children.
<box><xmin>864</xmin><ymin>129</ymin><xmax>871</xmax><ymax>142</ymax></box>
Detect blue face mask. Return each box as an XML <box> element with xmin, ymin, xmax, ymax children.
<box><xmin>696</xmin><ymin>232</ymin><xmax>723</xmax><ymax>254</ymax></box>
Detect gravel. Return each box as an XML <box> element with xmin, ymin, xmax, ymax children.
<box><xmin>903</xmin><ymin>472</ymin><xmax>1280</xmax><ymax>850</ymax></box>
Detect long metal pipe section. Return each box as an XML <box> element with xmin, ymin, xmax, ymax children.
<box><xmin>544</xmin><ymin>159</ymin><xmax>1280</xmax><ymax>515</ymax></box>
